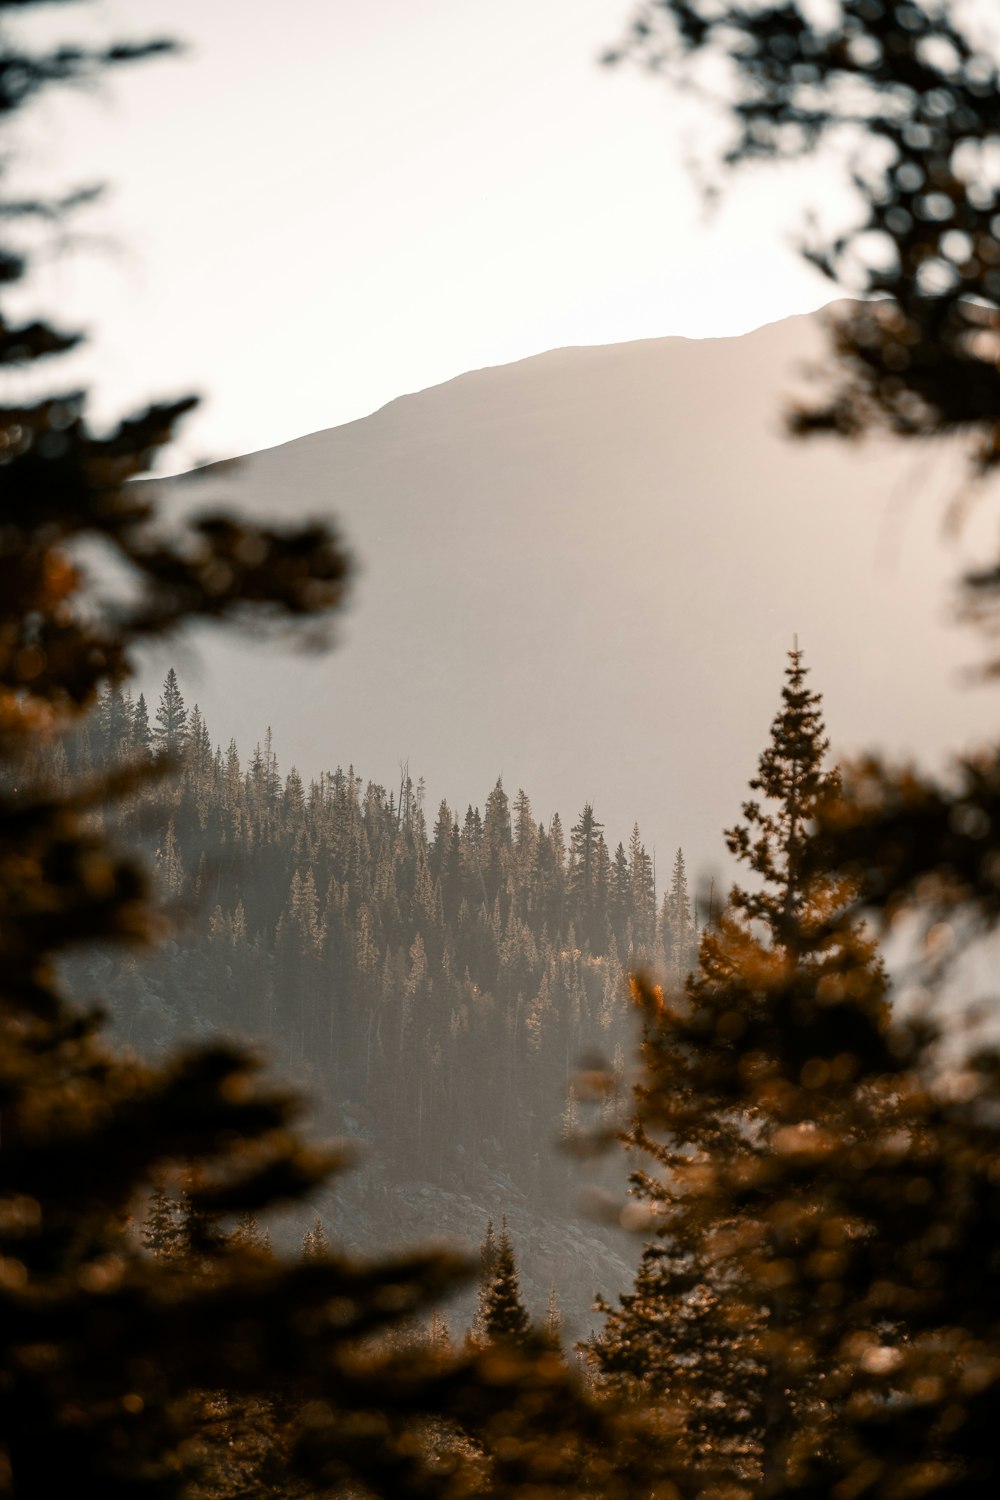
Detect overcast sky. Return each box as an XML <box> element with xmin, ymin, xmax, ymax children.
<box><xmin>10</xmin><ymin>0</ymin><xmax>845</xmax><ymax>470</ymax></box>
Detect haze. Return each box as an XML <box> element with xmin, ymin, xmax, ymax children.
<box><xmin>7</xmin><ymin>0</ymin><xmax>842</xmax><ymax>468</ymax></box>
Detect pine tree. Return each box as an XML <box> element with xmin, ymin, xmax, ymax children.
<box><xmin>96</xmin><ymin>682</ymin><xmax>131</xmax><ymax>763</ymax></box>
<box><xmin>568</xmin><ymin>803</ymin><xmax>605</xmax><ymax>950</ymax></box>
<box><xmin>142</xmin><ymin>1179</ymin><xmax>185</xmax><ymax>1261</ymax></box>
<box><xmin>154</xmin><ymin>667</ymin><xmax>189</xmax><ymax>754</ymax></box>
<box><xmin>481</xmin><ymin>777</ymin><xmax>511</xmax><ymax>903</ymax></box>
<box><xmin>231</xmin><ymin>1210</ymin><xmax>271</xmax><ymax>1255</ymax></box>
<box><xmin>725</xmin><ymin>645</ymin><xmax>836</xmax><ymax>944</ymax></box>
<box><xmin>661</xmin><ymin>847</ymin><xmax>695</xmax><ymax>987</ymax></box>
<box><xmin>593</xmin><ymin>649</ymin><xmax>893</xmax><ymax>1489</ymax></box>
<box><xmin>480</xmin><ymin>1219</ymin><xmax>531</xmax><ymax>1346</ymax></box>
<box><xmin>301</xmin><ymin>1215</ymin><xmax>330</xmax><ymax>1260</ymax></box>
<box><xmin>471</xmin><ymin>1216</ymin><xmax>499</xmax><ymax>1341</ymax></box>
<box><xmin>607</xmin><ymin>14</ymin><xmax>1000</xmax><ymax>1488</ymax></box>
<box><xmin>133</xmin><ymin>692</ymin><xmax>153</xmax><ymax>758</ymax></box>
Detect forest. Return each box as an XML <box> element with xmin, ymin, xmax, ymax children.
<box><xmin>44</xmin><ymin>669</ymin><xmax>699</xmax><ymax>1329</ymax></box>
<box><xmin>8</xmin><ymin>2</ymin><xmax>1000</xmax><ymax>1499</ymax></box>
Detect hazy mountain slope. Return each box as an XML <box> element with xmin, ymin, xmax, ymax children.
<box><xmin>149</xmin><ymin>308</ymin><xmax>996</xmax><ymax>878</ymax></box>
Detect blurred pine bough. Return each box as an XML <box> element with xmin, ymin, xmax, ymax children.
<box><xmin>0</xmin><ymin>8</ymin><xmax>667</xmax><ymax>1499</ymax></box>
<box><xmin>596</xmin><ymin>3</ymin><xmax>1000</xmax><ymax>1497</ymax></box>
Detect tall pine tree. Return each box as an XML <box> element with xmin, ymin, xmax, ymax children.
<box><xmin>593</xmin><ymin>649</ymin><xmax>894</xmax><ymax>1491</ymax></box>
<box><xmin>154</xmin><ymin>667</ymin><xmax>189</xmax><ymax>754</ymax></box>
<box><xmin>479</xmin><ymin>1219</ymin><xmax>531</xmax><ymax>1346</ymax></box>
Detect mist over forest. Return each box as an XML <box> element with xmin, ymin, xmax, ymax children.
<box><xmin>53</xmin><ymin>668</ymin><xmax>706</xmax><ymax>1337</ymax></box>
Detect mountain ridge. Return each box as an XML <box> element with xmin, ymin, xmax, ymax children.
<box><xmin>144</xmin><ymin>306</ymin><xmax>996</xmax><ymax>882</ymax></box>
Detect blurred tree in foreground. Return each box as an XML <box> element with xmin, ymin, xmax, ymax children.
<box><xmin>604</xmin><ymin>5</ymin><xmax>1000</xmax><ymax>1494</ymax></box>
<box><xmin>0</xmin><ymin>5</ymin><xmax>672</xmax><ymax>1498</ymax></box>
<box><xmin>610</xmin><ymin>0</ymin><xmax>1000</xmax><ymax>634</ymax></box>
<box><xmin>596</xmin><ymin>655</ymin><xmax>1000</xmax><ymax>1499</ymax></box>
<box><xmin>591</xmin><ymin>654</ymin><xmax>901</xmax><ymax>1494</ymax></box>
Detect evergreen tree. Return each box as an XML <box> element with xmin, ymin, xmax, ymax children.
<box><xmin>480</xmin><ymin>1219</ymin><xmax>530</xmax><ymax>1346</ymax></box>
<box><xmin>661</xmin><ymin>847</ymin><xmax>696</xmax><ymax>986</ymax></box>
<box><xmin>154</xmin><ymin>667</ymin><xmax>189</xmax><ymax>754</ymax></box>
<box><xmin>725</xmin><ymin>645</ymin><xmax>836</xmax><ymax>943</ymax></box>
<box><xmin>627</xmin><ymin>822</ymin><xmax>655</xmax><ymax>954</ymax></box>
<box><xmin>301</xmin><ymin>1216</ymin><xmax>330</xmax><ymax>1260</ymax></box>
<box><xmin>97</xmin><ymin>682</ymin><xmax>131</xmax><ymax>761</ymax></box>
<box><xmin>142</xmin><ymin>1179</ymin><xmax>185</xmax><ymax>1261</ymax></box>
<box><xmin>471</xmin><ymin>1216</ymin><xmax>499</xmax><ymax>1341</ymax></box>
<box><xmin>512</xmin><ymin>788</ymin><xmax>536</xmax><ymax>879</ymax></box>
<box><xmin>593</xmin><ymin>650</ymin><xmax>892</xmax><ymax>1489</ymax></box>
<box><xmin>481</xmin><ymin>777</ymin><xmax>511</xmax><ymax>903</ymax></box>
<box><xmin>606</xmin><ymin>16</ymin><xmax>1000</xmax><ymax>1491</ymax></box>
<box><xmin>610</xmin><ymin>840</ymin><xmax>631</xmax><ymax>949</ymax></box>
<box><xmin>568</xmin><ymin>803</ymin><xmax>605</xmax><ymax>950</ymax></box>
<box><xmin>231</xmin><ymin>1210</ymin><xmax>271</xmax><ymax>1255</ymax></box>
<box><xmin>133</xmin><ymin>692</ymin><xmax>153</xmax><ymax>757</ymax></box>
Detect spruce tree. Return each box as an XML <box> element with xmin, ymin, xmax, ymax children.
<box><xmin>133</xmin><ymin>692</ymin><xmax>153</xmax><ymax>758</ymax></box>
<box><xmin>231</xmin><ymin>1210</ymin><xmax>271</xmax><ymax>1255</ymax></box>
<box><xmin>301</xmin><ymin>1215</ymin><xmax>331</xmax><ymax>1261</ymax></box>
<box><xmin>482</xmin><ymin>1218</ymin><xmax>530</xmax><ymax>1350</ymax></box>
<box><xmin>593</xmin><ymin>649</ymin><xmax>894</xmax><ymax>1490</ymax></box>
<box><xmin>568</xmin><ymin>803</ymin><xmax>606</xmax><ymax>950</ymax></box>
<box><xmin>662</xmin><ymin>847</ymin><xmax>695</xmax><ymax>986</ymax></box>
<box><xmin>471</xmin><ymin>1216</ymin><xmax>499</xmax><ymax>1341</ymax></box>
<box><xmin>480</xmin><ymin>1219</ymin><xmax>531</xmax><ymax>1346</ymax></box>
<box><xmin>154</xmin><ymin>667</ymin><xmax>189</xmax><ymax>754</ymax></box>
<box><xmin>606</xmin><ymin>15</ymin><xmax>1000</xmax><ymax>1491</ymax></box>
<box><xmin>142</xmin><ymin>1179</ymin><xmax>185</xmax><ymax>1261</ymax></box>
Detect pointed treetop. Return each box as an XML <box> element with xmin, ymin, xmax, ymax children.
<box><xmin>724</xmin><ymin>646</ymin><xmax>839</xmax><ymax>944</ymax></box>
<box><xmin>153</xmin><ymin>666</ymin><xmax>188</xmax><ymax>753</ymax></box>
<box><xmin>481</xmin><ymin>1217</ymin><xmax>531</xmax><ymax>1345</ymax></box>
<box><xmin>302</xmin><ymin>1215</ymin><xmax>331</xmax><ymax>1261</ymax></box>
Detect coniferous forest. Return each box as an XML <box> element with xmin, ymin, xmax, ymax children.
<box><xmin>47</xmin><ymin>670</ymin><xmax>701</xmax><ymax>1328</ymax></box>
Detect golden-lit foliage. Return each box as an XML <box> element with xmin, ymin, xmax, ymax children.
<box><xmin>590</xmin><ymin>653</ymin><xmax>1000</xmax><ymax>1498</ymax></box>
<box><xmin>596</xmin><ymin>6</ymin><xmax>1000</xmax><ymax>1494</ymax></box>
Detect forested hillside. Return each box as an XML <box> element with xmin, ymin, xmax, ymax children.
<box><xmin>41</xmin><ymin>671</ymin><xmax>701</xmax><ymax>1332</ymax></box>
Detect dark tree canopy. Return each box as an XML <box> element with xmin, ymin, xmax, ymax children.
<box><xmin>0</xmin><ymin>7</ymin><xmax>673</xmax><ymax>1499</ymax></box>
<box><xmin>480</xmin><ymin>1221</ymin><xmax>531</xmax><ymax>1346</ymax></box>
<box><xmin>611</xmin><ymin>1</ymin><xmax>1000</xmax><ymax>459</ymax></box>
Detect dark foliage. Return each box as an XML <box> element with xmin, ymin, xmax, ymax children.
<box><xmin>479</xmin><ymin>1221</ymin><xmax>531</xmax><ymax>1346</ymax></box>
<box><xmin>590</xmin><ymin>652</ymin><xmax>891</xmax><ymax>1489</ymax></box>
<box><xmin>0</xmin><ymin>6</ymin><xmax>681</xmax><ymax>1498</ymax></box>
<box><xmin>609</xmin><ymin>0</ymin><xmax>1000</xmax><ymax>656</ymax></box>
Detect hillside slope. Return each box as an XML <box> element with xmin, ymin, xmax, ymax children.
<box><xmin>149</xmin><ymin>307</ymin><xmax>992</xmax><ymax>889</ymax></box>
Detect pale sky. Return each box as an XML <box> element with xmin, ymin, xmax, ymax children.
<box><xmin>8</xmin><ymin>0</ymin><xmax>844</xmax><ymax>471</ymax></box>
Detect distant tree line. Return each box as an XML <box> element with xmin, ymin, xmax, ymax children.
<box><xmin>40</xmin><ymin>669</ymin><xmax>701</xmax><ymax>1202</ymax></box>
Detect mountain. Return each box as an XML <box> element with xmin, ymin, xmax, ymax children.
<box><xmin>147</xmin><ymin>305</ymin><xmax>996</xmax><ymax>883</ymax></box>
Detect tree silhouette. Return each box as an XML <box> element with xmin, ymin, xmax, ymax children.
<box><xmin>480</xmin><ymin>1220</ymin><xmax>531</xmax><ymax>1346</ymax></box>
<box><xmin>606</xmin><ymin>12</ymin><xmax>1000</xmax><ymax>1493</ymax></box>
<box><xmin>610</xmin><ymin>0</ymin><xmax>1000</xmax><ymax>644</ymax></box>
<box><xmin>595</xmin><ymin>652</ymin><xmax>909</xmax><ymax>1493</ymax></box>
